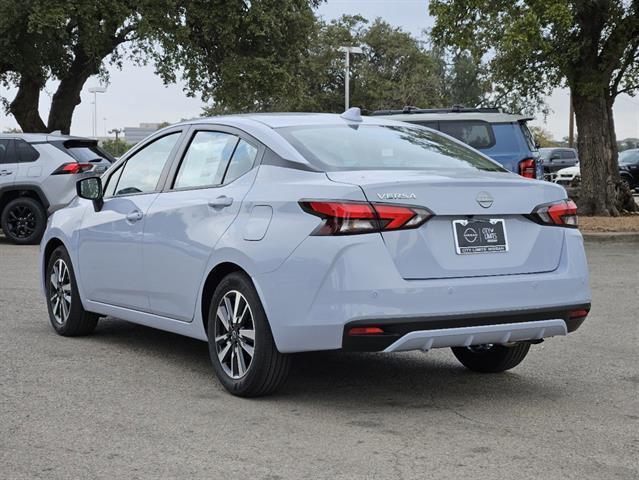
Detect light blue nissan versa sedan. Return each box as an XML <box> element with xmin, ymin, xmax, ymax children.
<box><xmin>40</xmin><ymin>109</ymin><xmax>591</xmax><ymax>396</ymax></box>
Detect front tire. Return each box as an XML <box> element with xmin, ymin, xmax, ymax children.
<box><xmin>46</xmin><ymin>246</ymin><xmax>99</xmax><ymax>336</ymax></box>
<box><xmin>451</xmin><ymin>342</ymin><xmax>531</xmax><ymax>373</ymax></box>
<box><xmin>1</xmin><ymin>197</ymin><xmax>46</xmax><ymax>245</ymax></box>
<box><xmin>207</xmin><ymin>272</ymin><xmax>290</xmax><ymax>397</ymax></box>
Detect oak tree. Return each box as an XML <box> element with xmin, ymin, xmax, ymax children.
<box><xmin>430</xmin><ymin>0</ymin><xmax>639</xmax><ymax>215</ymax></box>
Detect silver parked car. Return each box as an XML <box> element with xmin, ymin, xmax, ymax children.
<box><xmin>40</xmin><ymin>111</ymin><xmax>591</xmax><ymax>397</ymax></box>
<box><xmin>0</xmin><ymin>133</ymin><xmax>113</xmax><ymax>244</ymax></box>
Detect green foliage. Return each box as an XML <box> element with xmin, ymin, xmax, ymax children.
<box><xmin>100</xmin><ymin>137</ymin><xmax>131</xmax><ymax>157</ymax></box>
<box><xmin>429</xmin><ymin>1</ymin><xmax>639</xmax><ymax>105</ymax></box>
<box><xmin>529</xmin><ymin>126</ymin><xmax>557</xmax><ymax>148</ymax></box>
<box><xmin>205</xmin><ymin>15</ymin><xmax>493</xmax><ymax>115</ymax></box>
<box><xmin>0</xmin><ymin>0</ymin><xmax>321</xmax><ymax>132</ymax></box>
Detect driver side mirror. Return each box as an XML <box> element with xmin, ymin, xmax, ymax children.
<box><xmin>76</xmin><ymin>177</ymin><xmax>103</xmax><ymax>211</ymax></box>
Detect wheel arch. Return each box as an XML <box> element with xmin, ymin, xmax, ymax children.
<box><xmin>200</xmin><ymin>262</ymin><xmax>250</xmax><ymax>335</ymax></box>
<box><xmin>43</xmin><ymin>237</ymin><xmax>66</xmax><ymax>268</ymax></box>
<box><xmin>0</xmin><ymin>184</ymin><xmax>50</xmax><ymax>213</ymax></box>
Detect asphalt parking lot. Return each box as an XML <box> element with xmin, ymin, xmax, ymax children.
<box><xmin>1</xmin><ymin>237</ymin><xmax>637</xmax><ymax>479</ymax></box>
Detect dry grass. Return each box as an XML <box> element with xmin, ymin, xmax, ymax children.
<box><xmin>579</xmin><ymin>214</ymin><xmax>639</xmax><ymax>232</ymax></box>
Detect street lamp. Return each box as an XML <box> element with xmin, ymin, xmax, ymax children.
<box><xmin>338</xmin><ymin>46</ymin><xmax>363</xmax><ymax>110</ymax></box>
<box><xmin>88</xmin><ymin>86</ymin><xmax>107</xmax><ymax>138</ymax></box>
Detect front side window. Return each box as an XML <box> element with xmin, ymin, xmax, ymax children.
<box><xmin>439</xmin><ymin>120</ymin><xmax>495</xmax><ymax>149</ymax></box>
<box><xmin>103</xmin><ymin>163</ymin><xmax>124</xmax><ymax>197</ymax></box>
<box><xmin>114</xmin><ymin>133</ymin><xmax>180</xmax><ymax>196</ymax></box>
<box><xmin>173</xmin><ymin>131</ymin><xmax>239</xmax><ymax>189</ymax></box>
<box><xmin>278</xmin><ymin>125</ymin><xmax>505</xmax><ymax>172</ymax></box>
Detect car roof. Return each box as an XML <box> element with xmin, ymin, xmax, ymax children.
<box><xmin>180</xmin><ymin>112</ymin><xmax>406</xmax><ymax>129</ymax></box>
<box><xmin>373</xmin><ymin>111</ymin><xmax>532</xmax><ymax>124</ymax></box>
<box><xmin>0</xmin><ymin>132</ymin><xmax>96</xmax><ymax>143</ymax></box>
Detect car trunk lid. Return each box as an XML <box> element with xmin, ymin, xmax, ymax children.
<box><xmin>326</xmin><ymin>169</ymin><xmax>567</xmax><ymax>280</ymax></box>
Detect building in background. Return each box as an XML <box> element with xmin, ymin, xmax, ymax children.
<box><xmin>123</xmin><ymin>122</ymin><xmax>163</xmax><ymax>144</ymax></box>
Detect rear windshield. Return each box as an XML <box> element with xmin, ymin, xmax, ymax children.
<box><xmin>619</xmin><ymin>150</ymin><xmax>639</xmax><ymax>164</ymax></box>
<box><xmin>278</xmin><ymin>124</ymin><xmax>506</xmax><ymax>172</ymax></box>
<box><xmin>64</xmin><ymin>141</ymin><xmax>115</xmax><ymax>163</ymax></box>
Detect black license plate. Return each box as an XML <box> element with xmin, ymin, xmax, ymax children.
<box><xmin>452</xmin><ymin>219</ymin><xmax>508</xmax><ymax>255</ymax></box>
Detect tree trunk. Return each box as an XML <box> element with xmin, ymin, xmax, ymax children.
<box><xmin>47</xmin><ymin>75</ymin><xmax>91</xmax><ymax>135</ymax></box>
<box><xmin>47</xmin><ymin>65</ymin><xmax>93</xmax><ymax>135</ymax></box>
<box><xmin>572</xmin><ymin>90</ymin><xmax>620</xmax><ymax>216</ymax></box>
<box><xmin>9</xmin><ymin>74</ymin><xmax>47</xmax><ymax>133</ymax></box>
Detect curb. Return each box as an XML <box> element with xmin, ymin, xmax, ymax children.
<box><xmin>582</xmin><ymin>232</ymin><xmax>639</xmax><ymax>243</ymax></box>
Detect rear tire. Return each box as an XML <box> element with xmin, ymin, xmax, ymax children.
<box><xmin>451</xmin><ymin>342</ymin><xmax>531</xmax><ymax>373</ymax></box>
<box><xmin>1</xmin><ymin>197</ymin><xmax>46</xmax><ymax>245</ymax></box>
<box><xmin>46</xmin><ymin>246</ymin><xmax>99</xmax><ymax>336</ymax></box>
<box><xmin>207</xmin><ymin>272</ymin><xmax>290</xmax><ymax>397</ymax></box>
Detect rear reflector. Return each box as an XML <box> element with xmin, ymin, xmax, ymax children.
<box><xmin>529</xmin><ymin>199</ymin><xmax>578</xmax><ymax>228</ymax></box>
<box><xmin>518</xmin><ymin>158</ymin><xmax>536</xmax><ymax>179</ymax></box>
<box><xmin>348</xmin><ymin>327</ymin><xmax>385</xmax><ymax>336</ymax></box>
<box><xmin>299</xmin><ymin>200</ymin><xmax>433</xmax><ymax>235</ymax></box>
<box><xmin>52</xmin><ymin>162</ymin><xmax>93</xmax><ymax>175</ymax></box>
<box><xmin>569</xmin><ymin>309</ymin><xmax>589</xmax><ymax>319</ymax></box>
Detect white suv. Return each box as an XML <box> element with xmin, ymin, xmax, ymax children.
<box><xmin>0</xmin><ymin>133</ymin><xmax>113</xmax><ymax>244</ymax></box>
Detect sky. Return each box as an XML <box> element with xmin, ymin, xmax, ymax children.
<box><xmin>0</xmin><ymin>0</ymin><xmax>638</xmax><ymax>140</ymax></box>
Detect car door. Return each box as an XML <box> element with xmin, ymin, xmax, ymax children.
<box><xmin>0</xmin><ymin>139</ymin><xmax>17</xmax><ymax>190</ymax></box>
<box><xmin>77</xmin><ymin>130</ymin><xmax>183</xmax><ymax>311</ymax></box>
<box><xmin>142</xmin><ymin>126</ymin><xmax>262</xmax><ymax>321</ymax></box>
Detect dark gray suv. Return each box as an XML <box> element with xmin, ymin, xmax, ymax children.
<box><xmin>0</xmin><ymin>133</ymin><xmax>113</xmax><ymax>244</ymax></box>
<box><xmin>539</xmin><ymin>148</ymin><xmax>579</xmax><ymax>177</ymax></box>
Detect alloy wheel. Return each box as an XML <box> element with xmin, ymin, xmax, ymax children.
<box><xmin>6</xmin><ymin>205</ymin><xmax>37</xmax><ymax>239</ymax></box>
<box><xmin>50</xmin><ymin>259</ymin><xmax>72</xmax><ymax>325</ymax></box>
<box><xmin>214</xmin><ymin>290</ymin><xmax>256</xmax><ymax>379</ymax></box>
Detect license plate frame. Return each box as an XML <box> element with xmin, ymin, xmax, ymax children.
<box><xmin>452</xmin><ymin>218</ymin><xmax>508</xmax><ymax>255</ymax></box>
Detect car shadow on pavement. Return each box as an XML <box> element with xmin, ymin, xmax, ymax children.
<box><xmin>88</xmin><ymin>317</ymin><xmax>560</xmax><ymax>409</ymax></box>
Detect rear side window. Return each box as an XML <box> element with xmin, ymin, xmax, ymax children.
<box><xmin>438</xmin><ymin>120</ymin><xmax>495</xmax><ymax>149</ymax></box>
<box><xmin>16</xmin><ymin>139</ymin><xmax>39</xmax><ymax>162</ymax></box>
<box><xmin>224</xmin><ymin>139</ymin><xmax>258</xmax><ymax>184</ymax></box>
<box><xmin>561</xmin><ymin>150</ymin><xmax>576</xmax><ymax>159</ymax></box>
<box><xmin>173</xmin><ymin>131</ymin><xmax>239</xmax><ymax>189</ymax></box>
<box><xmin>114</xmin><ymin>133</ymin><xmax>180</xmax><ymax>196</ymax></box>
<box><xmin>0</xmin><ymin>139</ymin><xmax>11</xmax><ymax>164</ymax></box>
<box><xmin>279</xmin><ymin>125</ymin><xmax>505</xmax><ymax>172</ymax></box>
<box><xmin>520</xmin><ymin>122</ymin><xmax>537</xmax><ymax>151</ymax></box>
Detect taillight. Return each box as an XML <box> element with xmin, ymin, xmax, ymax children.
<box><xmin>518</xmin><ymin>158</ymin><xmax>536</xmax><ymax>179</ymax></box>
<box><xmin>529</xmin><ymin>199</ymin><xmax>578</xmax><ymax>228</ymax></box>
<box><xmin>299</xmin><ymin>200</ymin><xmax>433</xmax><ymax>236</ymax></box>
<box><xmin>52</xmin><ymin>162</ymin><xmax>93</xmax><ymax>175</ymax></box>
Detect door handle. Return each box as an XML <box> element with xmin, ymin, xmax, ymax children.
<box><xmin>0</xmin><ymin>170</ymin><xmax>13</xmax><ymax>176</ymax></box>
<box><xmin>208</xmin><ymin>196</ymin><xmax>233</xmax><ymax>209</ymax></box>
<box><xmin>125</xmin><ymin>210</ymin><xmax>143</xmax><ymax>222</ymax></box>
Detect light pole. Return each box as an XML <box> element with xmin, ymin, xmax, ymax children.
<box><xmin>338</xmin><ymin>46</ymin><xmax>363</xmax><ymax>110</ymax></box>
<box><xmin>88</xmin><ymin>86</ymin><xmax>107</xmax><ymax>138</ymax></box>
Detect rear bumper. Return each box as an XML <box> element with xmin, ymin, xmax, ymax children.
<box><xmin>254</xmin><ymin>228</ymin><xmax>591</xmax><ymax>353</ymax></box>
<box><xmin>342</xmin><ymin>304</ymin><xmax>589</xmax><ymax>352</ymax></box>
